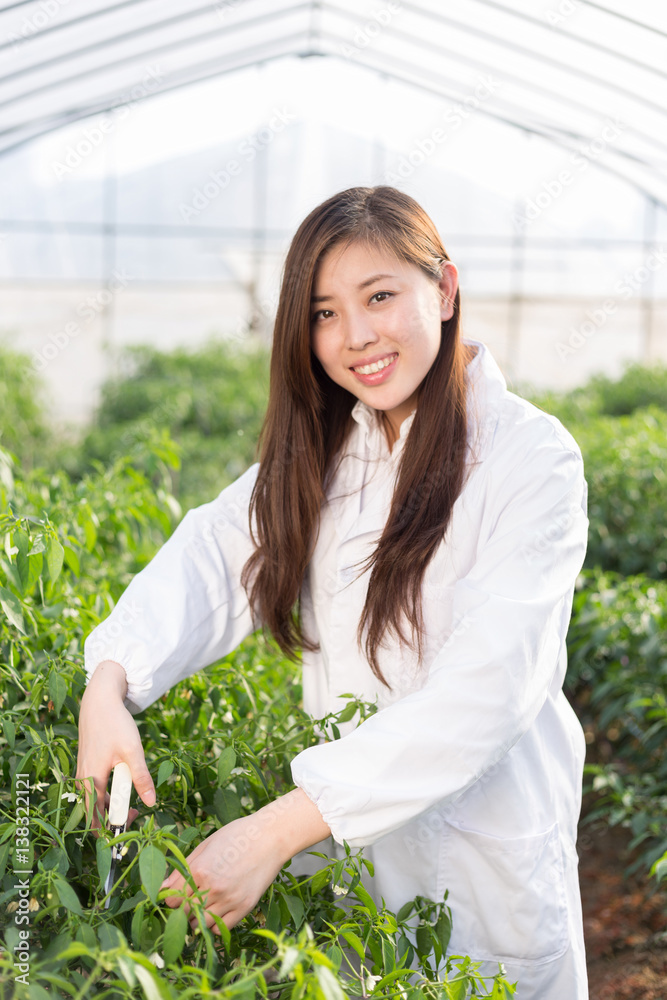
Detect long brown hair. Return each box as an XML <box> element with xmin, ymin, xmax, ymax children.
<box><xmin>241</xmin><ymin>186</ymin><xmax>471</xmax><ymax>686</ymax></box>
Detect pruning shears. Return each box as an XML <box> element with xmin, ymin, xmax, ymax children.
<box><xmin>103</xmin><ymin>762</ymin><xmax>132</xmax><ymax>908</ymax></box>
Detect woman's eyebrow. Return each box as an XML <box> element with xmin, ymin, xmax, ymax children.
<box><xmin>311</xmin><ymin>273</ymin><xmax>399</xmax><ymax>303</ymax></box>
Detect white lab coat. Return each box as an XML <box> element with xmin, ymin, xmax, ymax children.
<box><xmin>84</xmin><ymin>340</ymin><xmax>589</xmax><ymax>998</ymax></box>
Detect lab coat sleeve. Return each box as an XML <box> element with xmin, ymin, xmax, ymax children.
<box><xmin>290</xmin><ymin>421</ymin><xmax>589</xmax><ymax>847</ymax></box>
<box><xmin>83</xmin><ymin>463</ymin><xmax>260</xmax><ymax>714</ymax></box>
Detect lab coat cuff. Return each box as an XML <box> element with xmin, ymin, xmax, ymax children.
<box><xmin>290</xmin><ymin>764</ymin><xmax>349</xmax><ymax>849</ymax></box>
<box><xmin>83</xmin><ymin>633</ymin><xmax>154</xmax><ymax>710</ymax></box>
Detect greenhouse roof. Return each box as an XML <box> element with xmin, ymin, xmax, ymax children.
<box><xmin>0</xmin><ymin>0</ymin><xmax>666</xmax><ymax>204</ymax></box>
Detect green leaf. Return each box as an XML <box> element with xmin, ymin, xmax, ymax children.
<box><xmin>46</xmin><ymin>535</ymin><xmax>65</xmax><ymax>583</ymax></box>
<box><xmin>53</xmin><ymin>875</ymin><xmax>83</xmax><ymax>915</ymax></box>
<box><xmin>48</xmin><ymin>671</ymin><xmax>68</xmax><ymax>715</ymax></box>
<box><xmin>415</xmin><ymin>924</ymin><xmax>431</xmax><ymax>959</ymax></box>
<box><xmin>445</xmin><ymin>978</ymin><xmax>469</xmax><ymax>1000</ymax></box>
<box><xmin>310</xmin><ymin>866</ymin><xmax>332</xmax><ymax>895</ymax></box>
<box><xmin>340</xmin><ymin>930</ymin><xmax>366</xmax><ymax>960</ymax></box>
<box><xmin>325</xmin><ymin>944</ymin><xmax>342</xmax><ymax>970</ymax></box>
<box><xmin>436</xmin><ymin>910</ymin><xmax>452</xmax><ymax>955</ymax></box>
<box><xmin>315</xmin><ymin>965</ymin><xmax>346</xmax><ymax>1000</ymax></box>
<box><xmin>76</xmin><ymin>923</ymin><xmax>97</xmax><ymax>951</ymax></box>
<box><xmin>63</xmin><ymin>799</ymin><xmax>85</xmax><ymax>834</ymax></box>
<box><xmin>98</xmin><ymin>923</ymin><xmax>126</xmax><ymax>951</ymax></box>
<box><xmin>381</xmin><ymin>936</ymin><xmax>395</xmax><ymax>972</ymax></box>
<box><xmin>336</xmin><ymin>702</ymin><xmax>358</xmax><ymax>724</ymax></box>
<box><xmin>14</xmin><ymin>529</ymin><xmax>42</xmax><ymax>594</ymax></box>
<box><xmin>162</xmin><ymin>904</ymin><xmax>188</xmax><ymax>964</ymax></box>
<box><xmin>217</xmin><ymin>746</ymin><xmax>237</xmax><ymax>784</ymax></box>
<box><xmin>0</xmin><ymin>586</ymin><xmax>25</xmax><ymax>634</ymax></box>
<box><xmin>282</xmin><ymin>891</ymin><xmax>305</xmax><ymax>929</ymax></box>
<box><xmin>82</xmin><ymin>518</ymin><xmax>97</xmax><ymax>553</ymax></box>
<box><xmin>134</xmin><ymin>962</ymin><xmax>172</xmax><ymax>1000</ymax></box>
<box><xmin>28</xmin><ymin>536</ymin><xmax>46</xmax><ymax>556</ymax></box>
<box><xmin>0</xmin><ymin>841</ymin><xmax>11</xmax><ymax>880</ymax></box>
<box><xmin>63</xmin><ymin>545</ymin><xmax>80</xmax><ymax>577</ymax></box>
<box><xmin>40</xmin><ymin>845</ymin><xmax>69</xmax><ymax>877</ymax></box>
<box><xmin>157</xmin><ymin>760</ymin><xmax>175</xmax><ymax>787</ymax></box>
<box><xmin>652</xmin><ymin>857</ymin><xmax>667</xmax><ymax>882</ymax></box>
<box><xmin>214</xmin><ymin>787</ymin><xmax>242</xmax><ymax>824</ymax></box>
<box><xmin>131</xmin><ymin>902</ymin><xmax>146</xmax><ymax>949</ymax></box>
<box><xmin>14</xmin><ymin>528</ymin><xmax>31</xmax><ymax>593</ymax></box>
<box><xmin>2</xmin><ymin>718</ymin><xmax>15</xmax><ymax>750</ymax></box>
<box><xmin>353</xmin><ymin>882</ymin><xmax>377</xmax><ymax>916</ymax></box>
<box><xmin>140</xmin><ymin>844</ymin><xmax>167</xmax><ymax>904</ymax></box>
<box><xmin>96</xmin><ymin>838</ymin><xmax>112</xmax><ymax>894</ymax></box>
<box><xmin>332</xmin><ymin>858</ymin><xmax>344</xmax><ymax>887</ymax></box>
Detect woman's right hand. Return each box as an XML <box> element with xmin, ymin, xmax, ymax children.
<box><xmin>76</xmin><ymin>660</ymin><xmax>156</xmax><ymax>836</ymax></box>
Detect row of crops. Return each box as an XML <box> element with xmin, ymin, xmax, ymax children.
<box><xmin>0</xmin><ymin>341</ymin><xmax>665</xmax><ymax>997</ymax></box>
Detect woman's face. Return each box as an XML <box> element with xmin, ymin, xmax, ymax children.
<box><xmin>310</xmin><ymin>241</ymin><xmax>458</xmax><ymax>439</ymax></box>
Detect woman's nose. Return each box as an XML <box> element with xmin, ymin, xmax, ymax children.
<box><xmin>344</xmin><ymin>311</ymin><xmax>379</xmax><ymax>351</ymax></box>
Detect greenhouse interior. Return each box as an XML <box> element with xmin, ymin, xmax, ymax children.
<box><xmin>0</xmin><ymin>2</ymin><xmax>666</xmax><ymax>999</ymax></box>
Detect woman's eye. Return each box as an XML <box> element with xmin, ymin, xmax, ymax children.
<box><xmin>312</xmin><ymin>309</ymin><xmax>333</xmax><ymax>322</ymax></box>
<box><xmin>370</xmin><ymin>291</ymin><xmax>393</xmax><ymax>304</ymax></box>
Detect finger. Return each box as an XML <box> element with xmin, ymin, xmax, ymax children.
<box><xmin>126</xmin><ymin>747</ymin><xmax>156</xmax><ymax>808</ymax></box>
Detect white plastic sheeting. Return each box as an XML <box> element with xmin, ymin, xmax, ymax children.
<box><xmin>0</xmin><ymin>0</ymin><xmax>666</xmax><ymax>204</ymax></box>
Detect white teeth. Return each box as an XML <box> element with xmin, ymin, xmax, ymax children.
<box><xmin>354</xmin><ymin>354</ymin><xmax>396</xmax><ymax>375</ymax></box>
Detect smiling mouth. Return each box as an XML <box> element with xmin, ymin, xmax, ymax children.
<box><xmin>351</xmin><ymin>353</ymin><xmax>398</xmax><ymax>375</ymax></box>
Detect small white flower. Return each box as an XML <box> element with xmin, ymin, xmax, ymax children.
<box><xmin>28</xmin><ymin>898</ymin><xmax>39</xmax><ymax>912</ymax></box>
<box><xmin>230</xmin><ymin>767</ymin><xmax>245</xmax><ymax>775</ymax></box>
<box><xmin>30</xmin><ymin>781</ymin><xmax>49</xmax><ymax>791</ymax></box>
<box><xmin>75</xmin><ymin>838</ymin><xmax>83</xmax><ymax>847</ymax></box>
<box><xmin>332</xmin><ymin>884</ymin><xmax>347</xmax><ymax>896</ymax></box>
<box><xmin>62</xmin><ymin>792</ymin><xmax>78</xmax><ymax>802</ymax></box>
<box><xmin>149</xmin><ymin>951</ymin><xmax>165</xmax><ymax>969</ymax></box>
<box><xmin>6</xmin><ymin>901</ymin><xmax>18</xmax><ymax>913</ymax></box>
<box><xmin>365</xmin><ymin>973</ymin><xmax>381</xmax><ymax>991</ymax></box>
<box><xmin>222</xmin><ymin>710</ymin><xmax>234</xmax><ymax>723</ymax></box>
<box><xmin>240</xmin><ymin>796</ymin><xmax>252</xmax><ymax>809</ymax></box>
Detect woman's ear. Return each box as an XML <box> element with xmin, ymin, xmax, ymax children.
<box><xmin>438</xmin><ymin>261</ymin><xmax>459</xmax><ymax>321</ymax></box>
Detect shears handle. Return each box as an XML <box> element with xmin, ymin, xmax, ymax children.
<box><xmin>109</xmin><ymin>762</ymin><xmax>132</xmax><ymax>826</ymax></box>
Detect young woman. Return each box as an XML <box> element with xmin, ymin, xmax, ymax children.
<box><xmin>77</xmin><ymin>186</ymin><xmax>589</xmax><ymax>998</ymax></box>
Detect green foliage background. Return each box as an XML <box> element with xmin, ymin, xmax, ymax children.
<box><xmin>0</xmin><ymin>340</ymin><xmax>666</xmax><ymax>997</ymax></box>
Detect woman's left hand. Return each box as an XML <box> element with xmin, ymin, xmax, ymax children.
<box><xmin>159</xmin><ymin>788</ymin><xmax>331</xmax><ymax>932</ymax></box>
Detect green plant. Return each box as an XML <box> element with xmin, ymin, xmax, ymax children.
<box><xmin>575</xmin><ymin>407</ymin><xmax>667</xmax><ymax>579</ymax></box>
<box><xmin>525</xmin><ymin>360</ymin><xmax>667</xmax><ymax>427</ymax></box>
<box><xmin>566</xmin><ymin>570</ymin><xmax>667</xmax><ymax>875</ymax></box>
<box><xmin>0</xmin><ymin>343</ymin><xmax>51</xmax><ymax>470</ymax></box>
<box><xmin>68</xmin><ymin>341</ymin><xmax>271</xmax><ymax>510</ymax></box>
<box><xmin>0</xmin><ymin>443</ymin><xmax>516</xmax><ymax>998</ymax></box>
